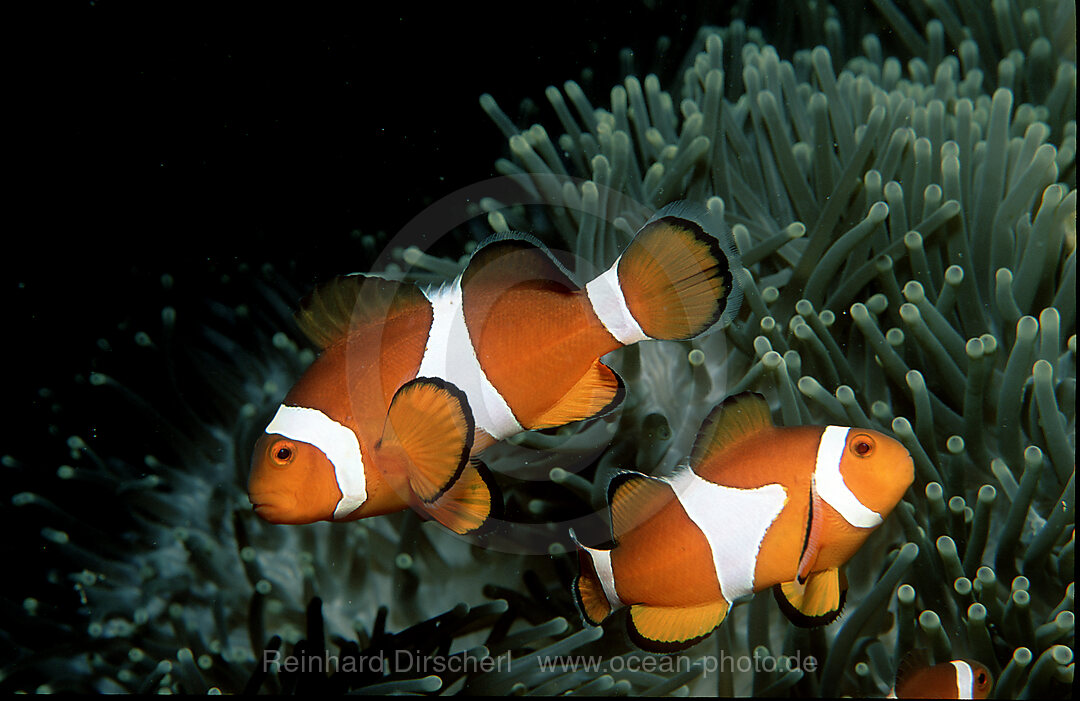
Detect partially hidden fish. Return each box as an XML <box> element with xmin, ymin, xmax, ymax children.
<box><xmin>572</xmin><ymin>392</ymin><xmax>914</xmax><ymax>652</ymax></box>
<box><xmin>889</xmin><ymin>650</ymin><xmax>993</xmax><ymax>698</ymax></box>
<box><xmin>249</xmin><ymin>201</ymin><xmax>743</xmax><ymax>534</ymax></box>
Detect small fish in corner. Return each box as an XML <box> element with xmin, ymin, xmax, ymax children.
<box><xmin>889</xmin><ymin>650</ymin><xmax>993</xmax><ymax>699</ymax></box>
<box><xmin>248</xmin><ymin>201</ymin><xmax>743</xmax><ymax>535</ymax></box>
<box><xmin>572</xmin><ymin>392</ymin><xmax>915</xmax><ymax>652</ymax></box>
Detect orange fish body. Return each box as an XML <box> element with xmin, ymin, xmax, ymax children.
<box><xmin>249</xmin><ymin>201</ymin><xmax>743</xmax><ymax>534</ymax></box>
<box><xmin>890</xmin><ymin>654</ymin><xmax>993</xmax><ymax>698</ymax></box>
<box><xmin>248</xmin><ymin>287</ymin><xmax>426</xmax><ymax>524</ymax></box>
<box><xmin>573</xmin><ymin>393</ymin><xmax>914</xmax><ymax>652</ymax></box>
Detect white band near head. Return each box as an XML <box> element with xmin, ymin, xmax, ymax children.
<box><xmin>951</xmin><ymin>660</ymin><xmax>974</xmax><ymax>700</ymax></box>
<box><xmin>814</xmin><ymin>426</ymin><xmax>883</xmax><ymax>529</ymax></box>
<box><xmin>419</xmin><ymin>278</ymin><xmax>524</xmax><ymax>440</ymax></box>
<box><xmin>266</xmin><ymin>404</ymin><xmax>367</xmax><ymax>519</ymax></box>
<box><xmin>586</xmin><ymin>258</ymin><xmax>650</xmax><ymax>345</ymax></box>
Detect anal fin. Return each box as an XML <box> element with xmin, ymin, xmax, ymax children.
<box><xmin>627</xmin><ymin>599</ymin><xmax>730</xmax><ymax>653</ymax></box>
<box><xmin>772</xmin><ymin>567</ymin><xmax>847</xmax><ymax>627</ymax></box>
<box><xmin>528</xmin><ymin>360</ymin><xmax>624</xmax><ymax>430</ymax></box>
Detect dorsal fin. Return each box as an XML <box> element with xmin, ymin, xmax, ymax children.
<box><xmin>894</xmin><ymin>648</ymin><xmax>933</xmax><ymax>690</ymax></box>
<box><xmin>607</xmin><ymin>471</ymin><xmax>673</xmax><ymax>544</ymax></box>
<box><xmin>295</xmin><ymin>274</ymin><xmax>430</xmax><ymax>349</ymax></box>
<box><xmin>689</xmin><ymin>392</ymin><xmax>775</xmax><ymax>468</ymax></box>
<box><xmin>462</xmin><ymin>232</ymin><xmax>580</xmax><ymax>292</ymax></box>
<box><xmin>528</xmin><ymin>360</ymin><xmax>625</xmax><ymax>430</ymax></box>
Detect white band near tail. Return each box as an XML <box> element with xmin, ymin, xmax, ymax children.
<box><xmin>266</xmin><ymin>404</ymin><xmax>368</xmax><ymax>519</ymax></box>
<box><xmin>668</xmin><ymin>467</ymin><xmax>787</xmax><ymax>604</ymax></box>
<box><xmin>814</xmin><ymin>426</ymin><xmax>884</xmax><ymax>528</ymax></box>
<box><xmin>419</xmin><ymin>278</ymin><xmax>524</xmax><ymax>440</ymax></box>
<box><xmin>583</xmin><ymin>544</ymin><xmax>623</xmax><ymax>611</ymax></box>
<box><xmin>586</xmin><ymin>259</ymin><xmax>651</xmax><ymax>345</ymax></box>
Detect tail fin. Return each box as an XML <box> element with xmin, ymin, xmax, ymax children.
<box><xmin>585</xmin><ymin>201</ymin><xmax>742</xmax><ymax>343</ymax></box>
<box><xmin>569</xmin><ymin>529</ymin><xmax>621</xmax><ymax>625</ymax></box>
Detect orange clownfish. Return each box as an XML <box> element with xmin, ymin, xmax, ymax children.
<box><xmin>889</xmin><ymin>652</ymin><xmax>993</xmax><ymax>698</ymax></box>
<box><xmin>572</xmin><ymin>392</ymin><xmax>914</xmax><ymax>652</ymax></box>
<box><xmin>248</xmin><ymin>201</ymin><xmax>743</xmax><ymax>534</ymax></box>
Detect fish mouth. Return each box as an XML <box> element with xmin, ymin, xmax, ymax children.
<box><xmin>251</xmin><ymin>500</ymin><xmax>289</xmax><ymax>524</ymax></box>
<box><xmin>249</xmin><ymin>492</ymin><xmax>287</xmax><ymax>521</ymax></box>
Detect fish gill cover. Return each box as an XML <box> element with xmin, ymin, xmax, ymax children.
<box><xmin>5</xmin><ymin>0</ymin><xmax>1075</xmax><ymax>696</ymax></box>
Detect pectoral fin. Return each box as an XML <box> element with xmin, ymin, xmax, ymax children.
<box><xmin>381</xmin><ymin>377</ymin><xmax>473</xmax><ymax>503</ymax></box>
<box><xmin>796</xmin><ymin>485</ymin><xmax>826</xmax><ymax>583</ymax></box>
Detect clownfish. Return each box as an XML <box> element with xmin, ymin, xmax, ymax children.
<box><xmin>889</xmin><ymin>651</ymin><xmax>993</xmax><ymax>699</ymax></box>
<box><xmin>572</xmin><ymin>392</ymin><xmax>914</xmax><ymax>652</ymax></box>
<box><xmin>249</xmin><ymin>201</ymin><xmax>743</xmax><ymax>534</ymax></box>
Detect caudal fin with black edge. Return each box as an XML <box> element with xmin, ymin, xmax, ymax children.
<box><xmin>587</xmin><ymin>201</ymin><xmax>742</xmax><ymax>343</ymax></box>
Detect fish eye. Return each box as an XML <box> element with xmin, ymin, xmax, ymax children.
<box><xmin>270</xmin><ymin>440</ymin><xmax>296</xmax><ymax>466</ymax></box>
<box><xmin>850</xmin><ymin>433</ymin><xmax>875</xmax><ymax>457</ymax></box>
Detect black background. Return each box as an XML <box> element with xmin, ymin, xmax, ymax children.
<box><xmin>13</xmin><ymin>3</ymin><xmax>741</xmax><ymax>411</ymax></box>
<box><xmin>4</xmin><ymin>4</ymin><xmax>733</xmax><ymax>654</ymax></box>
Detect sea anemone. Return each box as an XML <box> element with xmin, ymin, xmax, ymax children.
<box><xmin>5</xmin><ymin>0</ymin><xmax>1075</xmax><ymax>696</ymax></box>
<box><xmin>472</xmin><ymin>0</ymin><xmax>1074</xmax><ymax>695</ymax></box>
